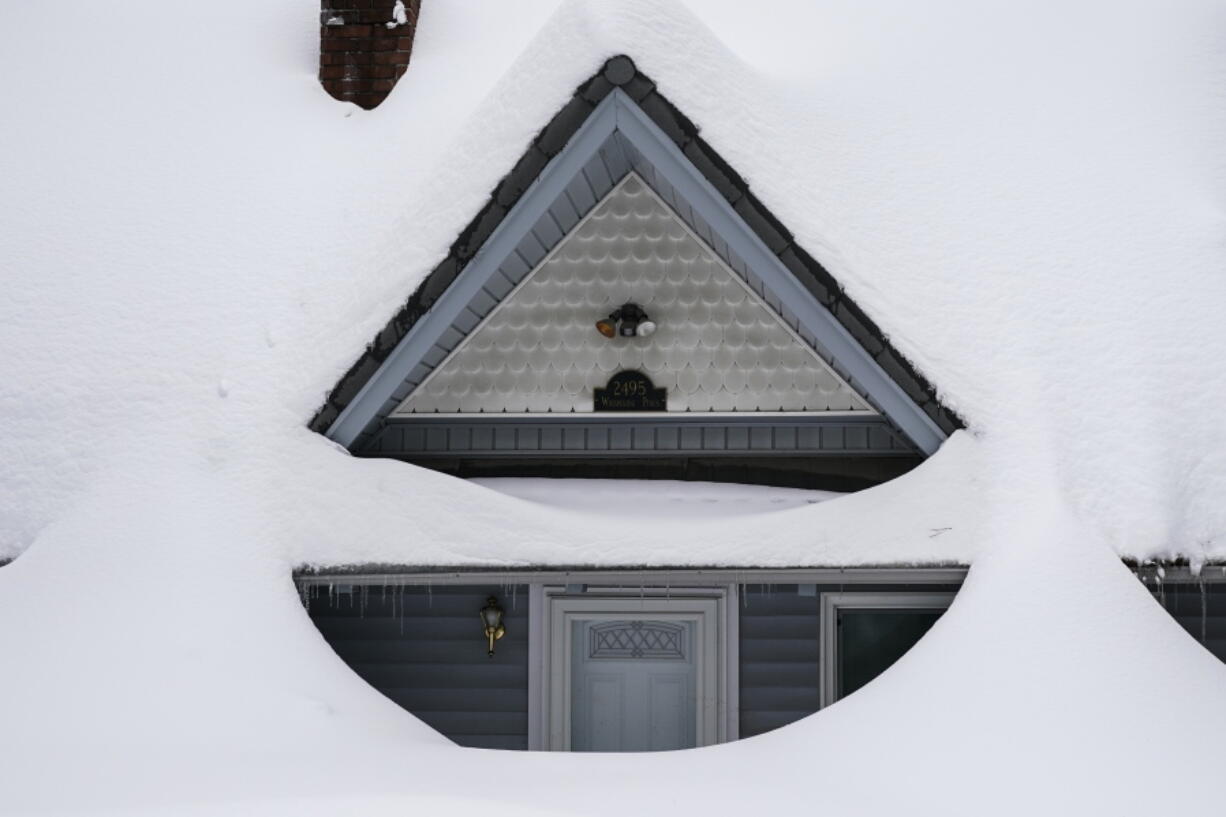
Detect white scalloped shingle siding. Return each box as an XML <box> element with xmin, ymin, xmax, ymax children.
<box><xmin>394</xmin><ymin>174</ymin><xmax>872</xmax><ymax>415</ymax></box>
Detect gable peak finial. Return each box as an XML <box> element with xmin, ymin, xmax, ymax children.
<box><xmin>603</xmin><ymin>55</ymin><xmax>637</xmax><ymax>86</ymax></box>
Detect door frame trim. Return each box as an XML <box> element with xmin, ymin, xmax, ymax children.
<box><xmin>529</xmin><ymin>584</ymin><xmax>737</xmax><ymax>751</ymax></box>
<box><xmin>818</xmin><ymin>591</ymin><xmax>955</xmax><ymax>709</ymax></box>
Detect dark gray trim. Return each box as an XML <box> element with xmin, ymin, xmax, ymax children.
<box><xmin>818</xmin><ymin>590</ymin><xmax>954</xmax><ymax>708</ymax></box>
<box><xmin>363</xmin><ymin>414</ymin><xmax>917</xmax><ymax>458</ymax></box>
<box><xmin>324</xmin><ymin>94</ymin><xmax>622</xmax><ymax>448</ymax></box>
<box><xmin>1135</xmin><ymin>564</ymin><xmax>1226</xmax><ymax>583</ymax></box>
<box><xmin>310</xmin><ymin>57</ymin><xmax>961</xmax><ymax>449</ymax></box>
<box><xmin>295</xmin><ymin>567</ymin><xmax>972</xmax><ymax>584</ymax></box>
<box><xmin>294</xmin><ymin>564</ymin><xmax>1226</xmax><ymax>584</ymax></box>
<box><xmin>609</xmin><ymin>93</ymin><xmax>945</xmax><ymax>454</ymax></box>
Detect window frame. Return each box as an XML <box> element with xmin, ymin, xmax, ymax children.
<box><xmin>819</xmin><ymin>591</ymin><xmax>955</xmax><ymax>708</ymax></box>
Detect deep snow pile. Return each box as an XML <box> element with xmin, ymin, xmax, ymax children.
<box><xmin>1</xmin><ymin>0</ymin><xmax>1226</xmax><ymax>814</ymax></box>
<box><xmin>0</xmin><ymin>0</ymin><xmax>1224</xmax><ymax>566</ymax></box>
<box><xmin>2</xmin><ymin>455</ymin><xmax>1224</xmax><ymax>816</ymax></box>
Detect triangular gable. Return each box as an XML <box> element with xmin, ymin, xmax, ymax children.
<box><xmin>312</xmin><ymin>57</ymin><xmax>958</xmax><ymax>456</ymax></box>
<box><xmin>395</xmin><ymin>174</ymin><xmax>872</xmax><ymax>416</ymax></box>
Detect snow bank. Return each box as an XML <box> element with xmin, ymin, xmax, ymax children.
<box><xmin>2</xmin><ymin>0</ymin><xmax>1226</xmax><ymax>813</ymax></box>
<box><xmin>2</xmin><ymin>456</ymin><xmax>1222</xmax><ymax>816</ymax></box>
<box><xmin>2</xmin><ymin>0</ymin><xmax>1224</xmax><ymax>566</ymax></box>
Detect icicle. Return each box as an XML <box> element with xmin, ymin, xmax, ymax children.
<box><xmin>1152</xmin><ymin>563</ymin><xmax>1166</xmax><ymax>610</ymax></box>
<box><xmin>398</xmin><ymin>583</ymin><xmax>407</xmax><ymax>636</ymax></box>
<box><xmin>1200</xmin><ymin>578</ymin><xmax>1208</xmax><ymax>646</ymax></box>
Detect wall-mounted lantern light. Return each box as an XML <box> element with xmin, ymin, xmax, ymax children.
<box><xmin>595</xmin><ymin>302</ymin><xmax>656</xmax><ymax>339</ymax></box>
<box><xmin>480</xmin><ymin>596</ymin><xmax>506</xmax><ymax>657</ymax></box>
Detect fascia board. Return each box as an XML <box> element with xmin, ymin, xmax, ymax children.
<box><xmin>609</xmin><ymin>90</ymin><xmax>946</xmax><ymax>455</ymax></box>
<box><xmin>325</xmin><ymin>93</ymin><xmax>622</xmax><ymax>447</ymax></box>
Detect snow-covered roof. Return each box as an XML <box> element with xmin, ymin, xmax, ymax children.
<box><xmin>1</xmin><ymin>0</ymin><xmax>1224</xmax><ymax>571</ymax></box>
<box><xmin>4</xmin><ymin>3</ymin><xmax>1226</xmax><ymax>814</ymax></box>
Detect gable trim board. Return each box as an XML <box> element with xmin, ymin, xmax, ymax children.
<box><xmin>312</xmin><ymin>57</ymin><xmax>959</xmax><ymax>456</ymax></box>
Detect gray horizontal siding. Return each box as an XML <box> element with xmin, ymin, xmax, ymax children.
<box><xmin>1150</xmin><ymin>583</ymin><xmax>1226</xmax><ymax>661</ymax></box>
<box><xmin>305</xmin><ymin>585</ymin><xmax>529</xmax><ymax>750</ymax></box>
<box><xmin>738</xmin><ymin>585</ymin><xmax>821</xmax><ymax>739</ymax></box>
<box><xmin>737</xmin><ymin>583</ymin><xmax>961</xmax><ymax>739</ymax></box>
<box><xmin>297</xmin><ymin>573</ymin><xmax>1226</xmax><ymax>753</ymax></box>
<box><xmin>360</xmin><ymin>417</ymin><xmax>918</xmax><ymax>458</ymax></box>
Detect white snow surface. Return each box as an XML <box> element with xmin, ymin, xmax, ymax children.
<box><xmin>387</xmin><ymin>0</ymin><xmax>409</xmax><ymax>29</ymax></box>
<box><xmin>472</xmin><ymin>478</ymin><xmax>840</xmax><ymax>519</ymax></box>
<box><xmin>1</xmin><ymin>0</ymin><xmax>1224</xmax><ymax>567</ymax></box>
<box><xmin>2</xmin><ymin>1</ymin><xmax>1226</xmax><ymax>814</ymax></box>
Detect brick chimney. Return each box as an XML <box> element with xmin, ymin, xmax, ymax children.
<box><xmin>320</xmin><ymin>0</ymin><xmax>421</xmax><ymax>110</ymax></box>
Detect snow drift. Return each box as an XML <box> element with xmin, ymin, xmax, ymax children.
<box><xmin>1</xmin><ymin>0</ymin><xmax>1225</xmax><ymax>814</ymax></box>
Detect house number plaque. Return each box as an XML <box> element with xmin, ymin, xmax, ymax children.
<box><xmin>594</xmin><ymin>370</ymin><xmax>667</xmax><ymax>412</ymax></box>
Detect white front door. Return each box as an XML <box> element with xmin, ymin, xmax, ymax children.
<box><xmin>538</xmin><ymin>593</ymin><xmax>729</xmax><ymax>751</ymax></box>
<box><xmin>570</xmin><ymin>619</ymin><xmax>697</xmax><ymax>751</ymax></box>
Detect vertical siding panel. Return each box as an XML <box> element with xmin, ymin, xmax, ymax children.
<box><xmin>587</xmin><ymin>426</ymin><xmax>609</xmax><ymax>451</ymax></box>
<box><xmin>583</xmin><ymin>154</ymin><xmax>614</xmax><ymax>198</ymax></box>
<box><xmin>610</xmin><ymin>425</ymin><xmax>633</xmax><ymax>450</ymax></box>
<box><xmin>516</xmin><ymin>427</ymin><xmax>540</xmax><ymax>451</ymax></box>
<box><xmin>774</xmin><ymin>426</ymin><xmax>797</xmax><ymax>451</ymax></box>
<box><xmin>494</xmin><ymin>426</ymin><xmax>516</xmax><ymax>451</ymax></box>
<box><xmin>471</xmin><ymin>426</ymin><xmax>493</xmax><ymax>450</ymax></box>
<box><xmin>749</xmin><ymin>427</ymin><xmax>772</xmax><ymax>450</ymax></box>
<box><xmin>487</xmin><ymin>265</ymin><xmax>520</xmax><ymax>297</ymax></box>
<box><xmin>600</xmin><ymin>136</ymin><xmax>632</xmax><ymax>180</ymax></box>
<box><xmin>548</xmin><ymin>196</ymin><xmax>581</xmax><ymax>235</ymax></box>
<box><xmin>531</xmin><ymin>210</ymin><xmax>564</xmax><ymax>250</ymax></box>
<box><xmin>436</xmin><ymin>326</ymin><xmax>465</xmax><ymax>353</ymax></box>
<box><xmin>516</xmin><ymin>231</ymin><xmax>549</xmax><ymax>268</ymax></box>
<box><xmin>563</xmin><ymin>426</ymin><xmax>585</xmax><ymax>451</ymax></box>
<box><xmin>565</xmin><ymin>173</ymin><xmax>596</xmax><ymax>215</ymax></box>
<box><xmin>540</xmin><ymin>426</ymin><xmax>563</xmax><ymax>451</ymax></box>
<box><xmin>680</xmin><ymin>426</ymin><xmax>702</xmax><ymax>450</ymax></box>
<box><xmin>452</xmin><ymin>307</ymin><xmax>482</xmax><ymax>334</ymax></box>
<box><xmin>845</xmin><ymin>425</ymin><xmax>868</xmax><ymax>451</ymax></box>
<box><xmin>797</xmin><ymin>426</ymin><xmax>820</xmax><ymax>452</ymax></box>
<box><xmin>632</xmin><ymin>425</ymin><xmax>654</xmax><ymax>450</ymax></box>
<box><xmin>727</xmin><ymin>426</ymin><xmax>749</xmax><ymax>450</ymax></box>
<box><xmin>420</xmin><ymin>344</ymin><xmax>448</xmax><ymax>368</ymax></box>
